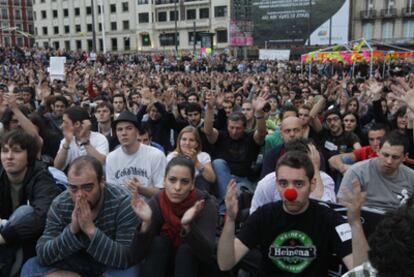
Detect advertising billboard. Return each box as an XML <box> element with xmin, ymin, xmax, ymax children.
<box><xmin>248</xmin><ymin>0</ymin><xmax>349</xmax><ymax>47</ymax></box>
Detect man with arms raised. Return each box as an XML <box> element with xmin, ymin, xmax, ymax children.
<box><xmin>218</xmin><ymin>151</ymin><xmax>368</xmax><ymax>275</ymax></box>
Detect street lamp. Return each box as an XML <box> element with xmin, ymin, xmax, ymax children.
<box><xmin>174</xmin><ymin>0</ymin><xmax>178</xmax><ymax>54</ymax></box>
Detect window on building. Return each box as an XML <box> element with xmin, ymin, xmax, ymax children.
<box><xmin>14</xmin><ymin>9</ymin><xmax>21</xmax><ymax>20</ymax></box>
<box><xmin>42</xmin><ymin>26</ymin><xmax>47</xmax><ymax>35</ymax></box>
<box><xmin>160</xmin><ymin>33</ymin><xmax>179</xmax><ymax>46</ymax></box>
<box><xmin>76</xmin><ymin>40</ymin><xmax>82</xmax><ymax>50</ymax></box>
<box><xmin>16</xmin><ymin>37</ymin><xmax>23</xmax><ymax>47</ymax></box>
<box><xmin>99</xmin><ymin>39</ymin><xmax>103</xmax><ymax>51</ymax></box>
<box><xmin>362</xmin><ymin>22</ymin><xmax>374</xmax><ymax>40</ymax></box>
<box><xmin>86</xmin><ymin>6</ymin><xmax>92</xmax><ymax>15</ymax></box>
<box><xmin>53</xmin><ymin>26</ymin><xmax>59</xmax><ymax>34</ymax></box>
<box><xmin>75</xmin><ymin>24</ymin><xmax>81</xmax><ymax>32</ymax></box>
<box><xmin>214</xmin><ymin>6</ymin><xmax>227</xmax><ymax>17</ymax></box>
<box><xmin>382</xmin><ymin>21</ymin><xmax>394</xmax><ymax>40</ymax></box>
<box><xmin>122</xmin><ymin>2</ymin><xmax>129</xmax><ymax>12</ymax></box>
<box><xmin>98</xmin><ymin>23</ymin><xmax>102</xmax><ymax>31</ymax></box>
<box><xmin>52</xmin><ymin>9</ymin><xmax>58</xmax><ymax>18</ymax></box>
<box><xmin>186</xmin><ymin>9</ymin><xmax>196</xmax><ymax>20</ymax></box>
<box><xmin>98</xmin><ymin>6</ymin><xmax>101</xmax><ymax>14</ymax></box>
<box><xmin>188</xmin><ymin>31</ymin><xmax>201</xmax><ymax>44</ymax></box>
<box><xmin>64</xmin><ymin>40</ymin><xmax>70</xmax><ymax>50</ymax></box>
<box><xmin>87</xmin><ymin>39</ymin><xmax>93</xmax><ymax>51</ymax></box>
<box><xmin>403</xmin><ymin>20</ymin><xmax>414</xmax><ymax>38</ymax></box>
<box><xmin>53</xmin><ymin>41</ymin><xmax>59</xmax><ymax>50</ymax></box>
<box><xmin>87</xmin><ymin>23</ymin><xmax>92</xmax><ymax>32</ymax></box>
<box><xmin>217</xmin><ymin>29</ymin><xmax>228</xmax><ymax>43</ymax></box>
<box><xmin>41</xmin><ymin>10</ymin><xmax>46</xmax><ymax>19</ymax></box>
<box><xmin>142</xmin><ymin>34</ymin><xmax>151</xmax><ymax>46</ymax></box>
<box><xmin>74</xmin><ymin>7</ymin><xmax>80</xmax><ymax>16</ymax></box>
<box><xmin>139</xmin><ymin>12</ymin><xmax>149</xmax><ymax>23</ymax></box>
<box><xmin>63</xmin><ymin>9</ymin><xmax>68</xmax><ymax>17</ymax></box>
<box><xmin>123</xmin><ymin>20</ymin><xmax>129</xmax><ymax>30</ymax></box>
<box><xmin>385</xmin><ymin>0</ymin><xmax>394</xmax><ymax>9</ymax></box>
<box><xmin>170</xmin><ymin>10</ymin><xmax>178</xmax><ymax>21</ymax></box>
<box><xmin>364</xmin><ymin>0</ymin><xmax>374</xmax><ymax>9</ymax></box>
<box><xmin>124</xmin><ymin>37</ymin><xmax>130</xmax><ymax>50</ymax></box>
<box><xmin>111</xmin><ymin>21</ymin><xmax>117</xmax><ymax>30</ymax></box>
<box><xmin>110</xmin><ymin>4</ymin><xmax>116</xmax><ymax>13</ymax></box>
<box><xmin>111</xmin><ymin>38</ymin><xmax>118</xmax><ymax>51</ymax></box>
<box><xmin>200</xmin><ymin>8</ymin><xmax>209</xmax><ymax>19</ymax></box>
<box><xmin>64</xmin><ymin>25</ymin><xmax>70</xmax><ymax>33</ymax></box>
<box><xmin>158</xmin><ymin>11</ymin><xmax>167</xmax><ymax>22</ymax></box>
<box><xmin>138</xmin><ymin>0</ymin><xmax>149</xmax><ymax>4</ymax></box>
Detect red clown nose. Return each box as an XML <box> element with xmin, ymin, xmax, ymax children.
<box><xmin>284</xmin><ymin>188</ymin><xmax>297</xmax><ymax>201</ymax></box>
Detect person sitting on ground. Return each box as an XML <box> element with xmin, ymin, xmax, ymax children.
<box><xmin>106</xmin><ymin>111</ymin><xmax>166</xmax><ymax>199</ymax></box>
<box><xmin>329</xmin><ymin>124</ymin><xmax>388</xmax><ymax>175</ymax></box>
<box><xmin>0</xmin><ymin>130</ymin><xmax>62</xmax><ymax>277</ymax></box>
<box><xmin>217</xmin><ymin>151</ymin><xmax>368</xmax><ymax>275</ymax></box>
<box><xmin>204</xmin><ymin>91</ymin><xmax>268</xmax><ymax>214</ymax></box>
<box><xmin>21</xmin><ymin>156</ymin><xmax>140</xmax><ymax>277</ymax></box>
<box><xmin>167</xmin><ymin>126</ymin><xmax>216</xmax><ymax>192</ymax></box>
<box><xmin>54</xmin><ymin>106</ymin><xmax>109</xmax><ymax>171</ymax></box>
<box><xmin>131</xmin><ymin>156</ymin><xmax>218</xmax><ymax>277</ymax></box>
<box><xmin>338</xmin><ymin>130</ymin><xmax>414</xmax><ymax>211</ymax></box>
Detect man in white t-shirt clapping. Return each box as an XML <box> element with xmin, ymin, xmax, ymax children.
<box><xmin>106</xmin><ymin>111</ymin><xmax>167</xmax><ymax>198</ymax></box>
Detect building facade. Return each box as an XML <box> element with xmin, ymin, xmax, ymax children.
<box><xmin>0</xmin><ymin>0</ymin><xmax>35</xmax><ymax>47</ymax></box>
<box><xmin>33</xmin><ymin>0</ymin><xmax>230</xmax><ymax>52</ymax></box>
<box><xmin>351</xmin><ymin>0</ymin><xmax>414</xmax><ymax>46</ymax></box>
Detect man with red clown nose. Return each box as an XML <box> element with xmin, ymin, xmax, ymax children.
<box><xmin>218</xmin><ymin>151</ymin><xmax>370</xmax><ymax>276</ymax></box>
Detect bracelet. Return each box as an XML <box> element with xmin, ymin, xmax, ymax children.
<box><xmin>62</xmin><ymin>145</ymin><xmax>70</xmax><ymax>150</ymax></box>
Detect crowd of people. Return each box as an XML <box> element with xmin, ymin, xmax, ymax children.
<box><xmin>0</xmin><ymin>46</ymin><xmax>414</xmax><ymax>276</ymax></box>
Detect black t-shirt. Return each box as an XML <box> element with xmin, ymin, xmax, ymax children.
<box><xmin>213</xmin><ymin>131</ymin><xmax>261</xmax><ymax>178</ymax></box>
<box><xmin>317</xmin><ymin>128</ymin><xmax>359</xmax><ymax>161</ymax></box>
<box><xmin>237</xmin><ymin>200</ymin><xmax>352</xmax><ymax>276</ymax></box>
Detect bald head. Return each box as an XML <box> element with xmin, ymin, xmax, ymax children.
<box><xmin>280</xmin><ymin>117</ymin><xmax>303</xmax><ymax>143</ymax></box>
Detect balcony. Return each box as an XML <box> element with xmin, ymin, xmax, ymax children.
<box><xmin>380</xmin><ymin>8</ymin><xmax>397</xmax><ymax>18</ymax></box>
<box><xmin>360</xmin><ymin>9</ymin><xmax>376</xmax><ymax>19</ymax></box>
<box><xmin>402</xmin><ymin>7</ymin><xmax>414</xmax><ymax>17</ymax></box>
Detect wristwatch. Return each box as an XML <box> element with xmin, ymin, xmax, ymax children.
<box><xmin>80</xmin><ymin>139</ymin><xmax>90</xmax><ymax>147</ymax></box>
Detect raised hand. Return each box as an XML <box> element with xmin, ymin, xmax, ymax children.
<box><xmin>131</xmin><ymin>192</ymin><xmax>152</xmax><ymax>223</ymax></box>
<box><xmin>3</xmin><ymin>93</ymin><xmax>17</xmax><ymax>109</ymax></box>
<box><xmin>79</xmin><ymin>119</ymin><xmax>92</xmax><ymax>140</ymax></box>
<box><xmin>338</xmin><ymin>179</ymin><xmax>366</xmax><ymax>225</ymax></box>
<box><xmin>252</xmin><ymin>90</ymin><xmax>269</xmax><ymax>112</ymax></box>
<box><xmin>366</xmin><ymin>79</ymin><xmax>383</xmax><ymax>101</ymax></box>
<box><xmin>181</xmin><ymin>199</ymin><xmax>205</xmax><ymax>227</ymax></box>
<box><xmin>225</xmin><ymin>180</ymin><xmax>238</xmax><ymax>221</ymax></box>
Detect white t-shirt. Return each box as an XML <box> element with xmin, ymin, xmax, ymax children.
<box><xmin>166</xmin><ymin>151</ymin><xmax>211</xmax><ymax>177</ymax></box>
<box><xmin>106</xmin><ymin>143</ymin><xmax>167</xmax><ymax>189</ymax></box>
<box><xmin>250</xmin><ymin>171</ymin><xmax>336</xmax><ymax>214</ymax></box>
<box><xmin>59</xmin><ymin>131</ymin><xmax>109</xmax><ymax>170</ymax></box>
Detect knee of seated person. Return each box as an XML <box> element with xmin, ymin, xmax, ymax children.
<box><xmin>6</xmin><ymin>205</ymin><xmax>35</xmax><ymax>225</ymax></box>
<box><xmin>212</xmin><ymin>159</ymin><xmax>227</xmax><ymax>167</ymax></box>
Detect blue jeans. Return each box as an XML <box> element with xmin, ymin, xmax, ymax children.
<box><xmin>212</xmin><ymin>159</ymin><xmax>255</xmax><ymax>214</ymax></box>
<box><xmin>20</xmin><ymin>256</ymin><xmax>140</xmax><ymax>277</ymax></box>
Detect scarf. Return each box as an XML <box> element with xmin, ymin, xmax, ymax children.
<box><xmin>159</xmin><ymin>189</ymin><xmax>197</xmax><ymax>248</ymax></box>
